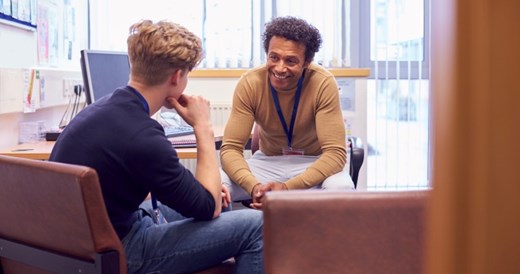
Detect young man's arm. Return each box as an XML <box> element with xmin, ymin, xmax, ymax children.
<box><xmin>169</xmin><ymin>95</ymin><xmax>222</xmax><ymax>218</ymax></box>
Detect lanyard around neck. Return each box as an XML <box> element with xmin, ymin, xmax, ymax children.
<box><xmin>269</xmin><ymin>70</ymin><xmax>305</xmax><ymax>148</ymax></box>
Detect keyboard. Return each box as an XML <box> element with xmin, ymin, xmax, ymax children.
<box><xmin>164</xmin><ymin>125</ymin><xmax>194</xmax><ymax>138</ymax></box>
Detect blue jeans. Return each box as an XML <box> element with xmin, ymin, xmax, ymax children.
<box><xmin>122</xmin><ymin>203</ymin><xmax>264</xmax><ymax>274</ymax></box>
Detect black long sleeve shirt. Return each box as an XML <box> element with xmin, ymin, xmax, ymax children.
<box><xmin>50</xmin><ymin>86</ymin><xmax>215</xmax><ymax>239</ymax></box>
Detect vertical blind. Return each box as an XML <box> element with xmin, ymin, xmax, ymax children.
<box><xmin>364</xmin><ymin>0</ymin><xmax>430</xmax><ymax>190</ymax></box>
<box><xmin>89</xmin><ymin>0</ymin><xmax>350</xmax><ymax>68</ymax></box>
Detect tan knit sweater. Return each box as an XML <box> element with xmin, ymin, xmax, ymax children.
<box><xmin>220</xmin><ymin>63</ymin><xmax>347</xmax><ymax>194</ymax></box>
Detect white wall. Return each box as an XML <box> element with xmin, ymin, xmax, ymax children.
<box><xmin>0</xmin><ymin>23</ymin><xmax>37</xmax><ymax>148</ymax></box>
<box><xmin>0</xmin><ymin>21</ymin><xmax>68</xmax><ymax>147</ymax></box>
<box><xmin>0</xmin><ymin>106</ymin><xmax>67</xmax><ymax>149</ymax></box>
<box><xmin>184</xmin><ymin>78</ymin><xmax>236</xmax><ymax>103</ymax></box>
<box><xmin>0</xmin><ymin>23</ymin><xmax>37</xmax><ymax>68</ymax></box>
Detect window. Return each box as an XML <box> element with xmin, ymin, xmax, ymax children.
<box><xmin>361</xmin><ymin>0</ymin><xmax>429</xmax><ymax>78</ymax></box>
<box><xmin>358</xmin><ymin>0</ymin><xmax>431</xmax><ymax>190</ymax></box>
<box><xmin>88</xmin><ymin>0</ymin><xmax>350</xmax><ymax>68</ymax></box>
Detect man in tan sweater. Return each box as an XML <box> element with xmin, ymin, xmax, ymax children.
<box><xmin>220</xmin><ymin>16</ymin><xmax>354</xmax><ymax>209</ymax></box>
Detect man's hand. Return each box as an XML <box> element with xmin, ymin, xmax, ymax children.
<box><xmin>250</xmin><ymin>182</ymin><xmax>288</xmax><ymax>209</ymax></box>
<box><xmin>166</xmin><ymin>94</ymin><xmax>211</xmax><ymax>128</ymax></box>
<box><xmin>250</xmin><ymin>183</ymin><xmax>264</xmax><ymax>209</ymax></box>
<box><xmin>221</xmin><ymin>184</ymin><xmax>231</xmax><ymax>208</ymax></box>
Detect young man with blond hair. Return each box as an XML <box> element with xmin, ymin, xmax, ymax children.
<box><xmin>51</xmin><ymin>20</ymin><xmax>263</xmax><ymax>274</ymax></box>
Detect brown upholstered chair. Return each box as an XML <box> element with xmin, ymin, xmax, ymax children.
<box><xmin>263</xmin><ymin>189</ymin><xmax>430</xmax><ymax>274</ymax></box>
<box><xmin>0</xmin><ymin>155</ymin><xmax>126</xmax><ymax>274</ymax></box>
<box><xmin>0</xmin><ymin>155</ymin><xmax>233</xmax><ymax>274</ymax></box>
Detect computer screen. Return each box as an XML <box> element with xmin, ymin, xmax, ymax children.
<box><xmin>80</xmin><ymin>50</ymin><xmax>130</xmax><ymax>105</ymax></box>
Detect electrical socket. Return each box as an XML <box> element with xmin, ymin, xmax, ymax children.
<box><xmin>63</xmin><ymin>78</ymin><xmax>83</xmax><ymax>98</ymax></box>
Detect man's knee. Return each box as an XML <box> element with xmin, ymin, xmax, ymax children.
<box><xmin>219</xmin><ymin>168</ymin><xmax>231</xmax><ymax>184</ymax></box>
<box><xmin>321</xmin><ymin>172</ymin><xmax>355</xmax><ymax>190</ymax></box>
<box><xmin>219</xmin><ymin>169</ymin><xmax>251</xmax><ymax>201</ymax></box>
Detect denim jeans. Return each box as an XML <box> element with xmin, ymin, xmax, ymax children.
<box><xmin>121</xmin><ymin>203</ymin><xmax>264</xmax><ymax>274</ymax></box>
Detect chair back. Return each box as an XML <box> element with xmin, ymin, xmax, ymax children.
<box><xmin>348</xmin><ymin>136</ymin><xmax>365</xmax><ymax>188</ymax></box>
<box><xmin>263</xmin><ymin>190</ymin><xmax>430</xmax><ymax>274</ymax></box>
<box><xmin>250</xmin><ymin>123</ymin><xmax>260</xmax><ymax>154</ymax></box>
<box><xmin>0</xmin><ymin>155</ymin><xmax>126</xmax><ymax>274</ymax></box>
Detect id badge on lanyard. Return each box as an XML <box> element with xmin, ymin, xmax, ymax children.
<box><xmin>282</xmin><ymin>146</ymin><xmax>304</xmax><ymax>156</ymax></box>
<box><xmin>270</xmin><ymin>69</ymin><xmax>306</xmax><ymax>156</ymax></box>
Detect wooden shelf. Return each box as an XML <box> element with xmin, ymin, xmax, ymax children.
<box><xmin>189</xmin><ymin>68</ymin><xmax>370</xmax><ymax>78</ymax></box>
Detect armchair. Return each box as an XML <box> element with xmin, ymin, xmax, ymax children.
<box><xmin>263</xmin><ymin>190</ymin><xmax>430</xmax><ymax>274</ymax></box>
<box><xmin>0</xmin><ymin>155</ymin><xmax>233</xmax><ymax>274</ymax></box>
<box><xmin>0</xmin><ymin>155</ymin><xmax>126</xmax><ymax>274</ymax></box>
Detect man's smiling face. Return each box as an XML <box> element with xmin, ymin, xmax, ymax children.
<box><xmin>266</xmin><ymin>36</ymin><xmax>308</xmax><ymax>91</ymax></box>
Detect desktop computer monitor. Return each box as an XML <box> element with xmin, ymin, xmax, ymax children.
<box><xmin>80</xmin><ymin>50</ymin><xmax>130</xmax><ymax>105</ymax></box>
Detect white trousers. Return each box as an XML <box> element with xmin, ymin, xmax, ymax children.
<box><xmin>220</xmin><ymin>151</ymin><xmax>355</xmax><ymax>202</ymax></box>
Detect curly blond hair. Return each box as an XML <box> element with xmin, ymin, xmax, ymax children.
<box><xmin>127</xmin><ymin>20</ymin><xmax>203</xmax><ymax>86</ymax></box>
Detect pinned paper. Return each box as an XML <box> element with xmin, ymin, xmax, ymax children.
<box><xmin>23</xmin><ymin>69</ymin><xmax>40</xmax><ymax>113</ymax></box>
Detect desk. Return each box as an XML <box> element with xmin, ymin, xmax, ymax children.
<box><xmin>0</xmin><ymin>141</ymin><xmax>206</xmax><ymax>160</ymax></box>
<box><xmin>0</xmin><ymin>127</ymin><xmax>225</xmax><ymax>160</ymax></box>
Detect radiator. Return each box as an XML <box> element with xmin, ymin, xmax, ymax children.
<box><xmin>180</xmin><ymin>103</ymin><xmax>232</xmax><ymax>172</ymax></box>
<box><xmin>209</xmin><ymin>102</ymin><xmax>233</xmax><ymax>129</ymax></box>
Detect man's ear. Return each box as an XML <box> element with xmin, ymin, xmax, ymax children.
<box><xmin>169</xmin><ymin>69</ymin><xmax>183</xmax><ymax>86</ymax></box>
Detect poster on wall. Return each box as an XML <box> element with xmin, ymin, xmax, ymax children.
<box><xmin>337</xmin><ymin>78</ymin><xmax>356</xmax><ymax>112</ymax></box>
<box><xmin>17</xmin><ymin>0</ymin><xmax>31</xmax><ymax>22</ymax></box>
<box><xmin>1</xmin><ymin>0</ymin><xmax>11</xmax><ymax>16</ymax></box>
<box><xmin>35</xmin><ymin>0</ymin><xmax>87</xmax><ymax>68</ymax></box>
<box><xmin>63</xmin><ymin>0</ymin><xmax>75</xmax><ymax>61</ymax></box>
<box><xmin>0</xmin><ymin>0</ymin><xmax>36</xmax><ymax>30</ymax></box>
<box><xmin>23</xmin><ymin>68</ymin><xmax>40</xmax><ymax>113</ymax></box>
<box><xmin>37</xmin><ymin>0</ymin><xmax>59</xmax><ymax>66</ymax></box>
<box><xmin>36</xmin><ymin>3</ymin><xmax>49</xmax><ymax>64</ymax></box>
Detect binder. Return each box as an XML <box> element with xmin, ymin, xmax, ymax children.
<box><xmin>169</xmin><ymin>134</ymin><xmax>197</xmax><ymax>148</ymax></box>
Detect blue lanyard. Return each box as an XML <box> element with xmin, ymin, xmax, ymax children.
<box><xmin>269</xmin><ymin>70</ymin><xmax>305</xmax><ymax>148</ymax></box>
<box><xmin>151</xmin><ymin>193</ymin><xmax>159</xmax><ymax>210</ymax></box>
<box><xmin>128</xmin><ymin>86</ymin><xmax>150</xmax><ymax>114</ymax></box>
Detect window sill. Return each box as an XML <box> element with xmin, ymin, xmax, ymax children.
<box><xmin>189</xmin><ymin>68</ymin><xmax>370</xmax><ymax>78</ymax></box>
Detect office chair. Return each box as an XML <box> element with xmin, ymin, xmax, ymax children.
<box><xmin>348</xmin><ymin>136</ymin><xmax>364</xmax><ymax>188</ymax></box>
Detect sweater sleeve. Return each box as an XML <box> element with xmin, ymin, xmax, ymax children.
<box><xmin>220</xmin><ymin>77</ymin><xmax>258</xmax><ymax>195</ymax></box>
<box><xmin>128</xmin><ymin>126</ymin><xmax>216</xmax><ymax>220</ymax></box>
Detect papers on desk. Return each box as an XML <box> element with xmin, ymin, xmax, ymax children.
<box><xmin>169</xmin><ymin>134</ymin><xmax>197</xmax><ymax>148</ymax></box>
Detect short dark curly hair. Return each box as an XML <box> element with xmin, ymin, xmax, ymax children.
<box><xmin>263</xmin><ymin>16</ymin><xmax>322</xmax><ymax>63</ymax></box>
